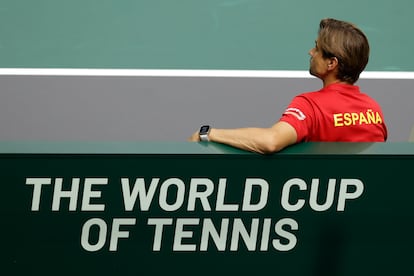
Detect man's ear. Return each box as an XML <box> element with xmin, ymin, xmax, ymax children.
<box><xmin>327</xmin><ymin>57</ymin><xmax>339</xmax><ymax>71</ymax></box>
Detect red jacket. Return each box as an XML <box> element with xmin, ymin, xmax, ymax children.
<box><xmin>279</xmin><ymin>83</ymin><xmax>387</xmax><ymax>142</ymax></box>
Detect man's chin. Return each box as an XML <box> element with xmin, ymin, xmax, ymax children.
<box><xmin>309</xmin><ymin>69</ymin><xmax>316</xmax><ymax>77</ymax></box>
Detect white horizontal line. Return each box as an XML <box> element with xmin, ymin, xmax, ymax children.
<box><xmin>360</xmin><ymin>71</ymin><xmax>414</xmax><ymax>79</ymax></box>
<box><xmin>0</xmin><ymin>68</ymin><xmax>413</xmax><ymax>79</ymax></box>
<box><xmin>0</xmin><ymin>68</ymin><xmax>312</xmax><ymax>78</ymax></box>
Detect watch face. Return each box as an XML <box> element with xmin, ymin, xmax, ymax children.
<box><xmin>200</xmin><ymin>125</ymin><xmax>210</xmax><ymax>134</ymax></box>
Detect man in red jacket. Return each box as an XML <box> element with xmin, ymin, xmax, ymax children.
<box><xmin>189</xmin><ymin>18</ymin><xmax>387</xmax><ymax>154</ymax></box>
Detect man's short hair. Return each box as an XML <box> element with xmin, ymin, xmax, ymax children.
<box><xmin>317</xmin><ymin>18</ymin><xmax>370</xmax><ymax>84</ymax></box>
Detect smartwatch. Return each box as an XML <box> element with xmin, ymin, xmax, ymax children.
<box><xmin>199</xmin><ymin>125</ymin><xmax>211</xmax><ymax>142</ymax></box>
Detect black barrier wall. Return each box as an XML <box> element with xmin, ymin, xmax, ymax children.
<box><xmin>2</xmin><ymin>141</ymin><xmax>413</xmax><ymax>275</ymax></box>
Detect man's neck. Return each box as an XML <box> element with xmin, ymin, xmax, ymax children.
<box><xmin>322</xmin><ymin>77</ymin><xmax>350</xmax><ymax>88</ymax></box>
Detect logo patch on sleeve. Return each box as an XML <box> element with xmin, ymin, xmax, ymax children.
<box><xmin>284</xmin><ymin>108</ymin><xmax>306</xmax><ymax>120</ymax></box>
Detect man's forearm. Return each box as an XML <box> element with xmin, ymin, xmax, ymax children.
<box><xmin>208</xmin><ymin>126</ymin><xmax>289</xmax><ymax>154</ymax></box>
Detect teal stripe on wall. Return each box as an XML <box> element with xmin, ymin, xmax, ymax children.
<box><xmin>0</xmin><ymin>0</ymin><xmax>411</xmax><ymax>71</ymax></box>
